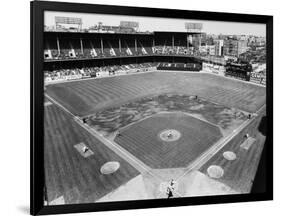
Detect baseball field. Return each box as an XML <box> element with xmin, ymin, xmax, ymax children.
<box><xmin>115</xmin><ymin>112</ymin><xmax>222</xmax><ymax>169</ymax></box>
<box><xmin>44</xmin><ymin>104</ymin><xmax>139</xmax><ymax>204</ymax></box>
<box><xmin>44</xmin><ymin>71</ymin><xmax>266</xmax><ymax>204</ymax></box>
<box><xmin>46</xmin><ymin>72</ymin><xmax>266</xmax><ymax>116</ymax></box>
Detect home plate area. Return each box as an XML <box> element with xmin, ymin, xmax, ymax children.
<box><xmin>115</xmin><ymin>112</ymin><xmax>222</xmax><ymax>169</ymax></box>
<box><xmin>158</xmin><ymin>180</ymin><xmax>181</xmax><ymax>198</ymax></box>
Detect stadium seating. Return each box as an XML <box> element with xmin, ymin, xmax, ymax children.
<box><xmin>102</xmin><ymin>39</ymin><xmax>119</xmax><ymax>57</ymax></box>
<box><xmin>152</xmin><ymin>46</ymin><xmax>194</xmax><ymax>56</ymax></box>
<box><xmin>44</xmin><ymin>61</ymin><xmax>205</xmax><ymax>84</ymax></box>
<box><xmin>137</xmin><ymin>39</ymin><xmax>153</xmax><ymax>55</ymax></box>
<box><xmin>44</xmin><ymin>35</ymin><xmax>205</xmax><ymax>60</ymax></box>
<box><xmin>69</xmin><ymin>39</ymin><xmax>83</xmax><ymax>59</ymax></box>
<box><xmin>44</xmin><ymin>62</ymin><xmax>157</xmax><ymax>83</ymax></box>
<box><xmin>83</xmin><ymin>39</ymin><xmax>103</xmax><ymax>58</ymax></box>
<box><xmin>44</xmin><ymin>38</ymin><xmax>59</xmax><ymax>60</ymax></box>
<box><xmin>121</xmin><ymin>39</ymin><xmax>136</xmax><ymax>56</ymax></box>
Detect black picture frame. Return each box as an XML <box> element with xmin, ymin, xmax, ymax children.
<box><xmin>31</xmin><ymin>1</ymin><xmax>273</xmax><ymax>215</ymax></box>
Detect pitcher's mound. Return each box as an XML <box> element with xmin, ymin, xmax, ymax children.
<box><xmin>158</xmin><ymin>129</ymin><xmax>181</xmax><ymax>142</ymax></box>
<box><xmin>100</xmin><ymin>161</ymin><xmax>120</xmax><ymax>174</ymax></box>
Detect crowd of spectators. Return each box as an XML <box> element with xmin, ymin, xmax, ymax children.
<box><xmin>44</xmin><ymin>46</ymin><xmax>153</xmax><ymax>61</ymax></box>
<box><xmin>44</xmin><ymin>63</ymin><xmax>158</xmax><ymax>83</ymax></box>
<box><xmin>45</xmin><ymin>45</ymin><xmax>201</xmax><ymax>61</ymax></box>
<box><xmin>152</xmin><ymin>46</ymin><xmax>195</xmax><ymax>56</ymax></box>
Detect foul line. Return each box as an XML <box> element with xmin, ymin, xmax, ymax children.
<box><xmin>175</xmin><ymin>104</ymin><xmax>266</xmax><ymax>182</ymax></box>
<box><xmin>45</xmin><ymin>94</ymin><xmax>172</xmax><ymax>192</ymax></box>
<box><xmin>45</xmin><ymin>94</ymin><xmax>152</xmax><ymax>173</ymax></box>
<box><xmin>45</xmin><ymin>93</ymin><xmax>265</xmax><ymax>198</ymax></box>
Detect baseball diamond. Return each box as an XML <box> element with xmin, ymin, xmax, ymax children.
<box><xmin>114</xmin><ymin>112</ymin><xmax>222</xmax><ymax>169</ymax></box>
<box><xmin>44</xmin><ymin>71</ymin><xmax>266</xmax><ymax>204</ymax></box>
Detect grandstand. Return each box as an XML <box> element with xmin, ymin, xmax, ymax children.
<box><xmin>44</xmin><ymin>30</ymin><xmax>262</xmax><ymax>85</ymax></box>
<box><xmin>43</xmin><ymin>30</ymin><xmax>208</xmax><ymax>84</ymax></box>
<box><xmin>43</xmin><ymin>31</ymin><xmax>201</xmax><ymax>61</ymax></box>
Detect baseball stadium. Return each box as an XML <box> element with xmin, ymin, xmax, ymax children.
<box><xmin>43</xmin><ymin>16</ymin><xmax>267</xmax><ymax>205</ymax></box>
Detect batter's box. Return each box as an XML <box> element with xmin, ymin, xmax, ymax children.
<box><xmin>74</xmin><ymin>142</ymin><xmax>94</xmax><ymax>158</ymax></box>
<box><xmin>158</xmin><ymin>181</ymin><xmax>181</xmax><ymax>198</ymax></box>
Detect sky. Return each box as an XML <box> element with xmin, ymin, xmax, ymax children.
<box><xmin>45</xmin><ymin>11</ymin><xmax>266</xmax><ymax>37</ymax></box>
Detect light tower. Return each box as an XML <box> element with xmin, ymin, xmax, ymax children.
<box><xmin>185</xmin><ymin>23</ymin><xmax>203</xmax><ymax>49</ymax></box>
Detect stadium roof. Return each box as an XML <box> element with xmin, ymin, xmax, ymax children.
<box><xmin>44</xmin><ymin>31</ymin><xmax>154</xmax><ymax>37</ymax></box>
<box><xmin>154</xmin><ymin>31</ymin><xmax>203</xmax><ymax>35</ymax></box>
<box><xmin>44</xmin><ymin>30</ymin><xmax>202</xmax><ymax>36</ymax></box>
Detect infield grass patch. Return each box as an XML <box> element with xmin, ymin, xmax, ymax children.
<box><xmin>114</xmin><ymin>112</ymin><xmax>222</xmax><ymax>169</ymax></box>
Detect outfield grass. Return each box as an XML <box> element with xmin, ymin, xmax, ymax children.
<box><xmin>44</xmin><ymin>104</ymin><xmax>139</xmax><ymax>204</ymax></box>
<box><xmin>46</xmin><ymin>72</ymin><xmax>266</xmax><ymax>116</ymax></box>
<box><xmin>114</xmin><ymin>112</ymin><xmax>222</xmax><ymax>169</ymax></box>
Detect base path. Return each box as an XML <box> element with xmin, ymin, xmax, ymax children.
<box><xmin>175</xmin><ymin>104</ymin><xmax>266</xmax><ymax>182</ymax></box>
<box><xmin>45</xmin><ymin>94</ymin><xmax>153</xmax><ymax>174</ymax></box>
<box><xmin>114</xmin><ymin>112</ymin><xmax>222</xmax><ymax>169</ymax></box>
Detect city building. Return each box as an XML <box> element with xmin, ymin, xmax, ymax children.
<box><xmin>199</xmin><ymin>45</ymin><xmax>215</xmax><ymax>56</ymax></box>
<box><xmin>214</xmin><ymin>39</ymin><xmax>224</xmax><ymax>56</ymax></box>
<box><xmin>223</xmin><ymin>38</ymin><xmax>248</xmax><ymax>57</ymax></box>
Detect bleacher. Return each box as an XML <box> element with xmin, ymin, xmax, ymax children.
<box><xmin>44</xmin><ymin>42</ymin><xmax>198</xmax><ymax>60</ymax></box>
<box><xmin>122</xmin><ymin>39</ymin><xmax>136</xmax><ymax>56</ymax></box>
<box><xmin>44</xmin><ymin>32</ymin><xmax>202</xmax><ymax>61</ymax></box>
<box><xmin>137</xmin><ymin>39</ymin><xmax>153</xmax><ymax>55</ymax></box>
<box><xmin>81</xmin><ymin>39</ymin><xmax>93</xmax><ymax>58</ymax></box>
<box><xmin>102</xmin><ymin>39</ymin><xmax>117</xmax><ymax>57</ymax></box>
<box><xmin>44</xmin><ymin>62</ymin><xmax>157</xmax><ymax>83</ymax></box>
<box><xmin>153</xmin><ymin>46</ymin><xmax>194</xmax><ymax>56</ymax></box>
<box><xmin>44</xmin><ymin>37</ymin><xmax>59</xmax><ymax>60</ymax></box>
<box><xmin>59</xmin><ymin>39</ymin><xmax>72</xmax><ymax>59</ymax></box>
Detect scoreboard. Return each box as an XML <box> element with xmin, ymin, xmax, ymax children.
<box><xmin>55</xmin><ymin>16</ymin><xmax>83</xmax><ymax>30</ymax></box>
<box><xmin>185</xmin><ymin>23</ymin><xmax>203</xmax><ymax>33</ymax></box>
<box><xmin>120</xmin><ymin>21</ymin><xmax>139</xmax><ymax>29</ymax></box>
